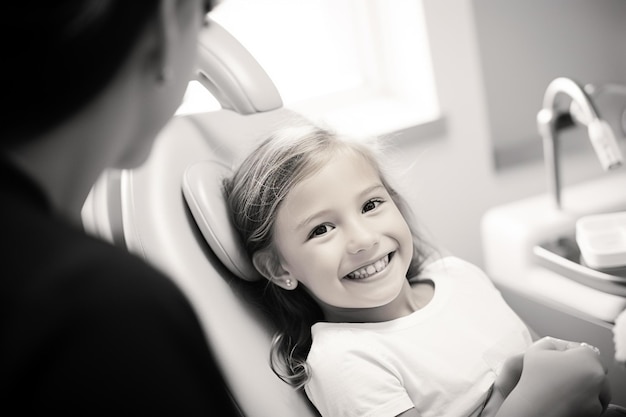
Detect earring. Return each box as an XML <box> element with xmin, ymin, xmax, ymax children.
<box><xmin>285</xmin><ymin>279</ymin><xmax>292</xmax><ymax>287</ymax></box>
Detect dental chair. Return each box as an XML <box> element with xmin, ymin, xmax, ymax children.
<box><xmin>82</xmin><ymin>19</ymin><xmax>320</xmax><ymax>417</ymax></box>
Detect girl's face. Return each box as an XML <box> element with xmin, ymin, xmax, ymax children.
<box><xmin>271</xmin><ymin>150</ymin><xmax>414</xmax><ymax>316</ymax></box>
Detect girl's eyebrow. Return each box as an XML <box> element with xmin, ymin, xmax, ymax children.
<box><xmin>296</xmin><ymin>209</ymin><xmax>333</xmax><ymax>231</ymax></box>
<box><xmin>294</xmin><ymin>183</ymin><xmax>386</xmax><ymax>231</ymax></box>
<box><xmin>359</xmin><ymin>183</ymin><xmax>386</xmax><ymax>198</ymax></box>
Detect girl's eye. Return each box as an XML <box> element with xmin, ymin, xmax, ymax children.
<box><xmin>362</xmin><ymin>199</ymin><xmax>384</xmax><ymax>213</ymax></box>
<box><xmin>309</xmin><ymin>224</ymin><xmax>334</xmax><ymax>239</ymax></box>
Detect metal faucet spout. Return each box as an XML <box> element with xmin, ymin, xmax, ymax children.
<box><xmin>537</xmin><ymin>77</ymin><xmax>624</xmax><ymax>209</ymax></box>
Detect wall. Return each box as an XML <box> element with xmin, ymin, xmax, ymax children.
<box><xmin>389</xmin><ymin>0</ymin><xmax>626</xmax><ymax>268</ymax></box>
<box><xmin>474</xmin><ymin>0</ymin><xmax>626</xmax><ymax>168</ymax></box>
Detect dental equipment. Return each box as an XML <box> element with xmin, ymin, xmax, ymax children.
<box><xmin>537</xmin><ymin>77</ymin><xmax>624</xmax><ymax>209</ymax></box>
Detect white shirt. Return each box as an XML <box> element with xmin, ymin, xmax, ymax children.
<box><xmin>304</xmin><ymin>257</ymin><xmax>532</xmax><ymax>417</ymax></box>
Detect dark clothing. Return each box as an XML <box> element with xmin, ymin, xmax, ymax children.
<box><xmin>0</xmin><ymin>157</ymin><xmax>236</xmax><ymax>415</ymax></box>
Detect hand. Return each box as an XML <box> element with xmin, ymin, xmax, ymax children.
<box><xmin>515</xmin><ymin>337</ymin><xmax>610</xmax><ymax>417</ymax></box>
<box><xmin>491</xmin><ymin>337</ymin><xmax>583</xmax><ymax>404</ymax></box>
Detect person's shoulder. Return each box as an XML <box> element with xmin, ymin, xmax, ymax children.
<box><xmin>12</xmin><ymin>215</ymin><xmax>195</xmax><ymax>329</ymax></box>
<box><xmin>308</xmin><ymin>323</ymin><xmax>381</xmax><ymax>367</ymax></box>
<box><xmin>420</xmin><ymin>255</ymin><xmax>493</xmax><ymax>285</ymax></box>
<box><xmin>65</xmin><ymin>235</ymin><xmax>193</xmax><ymax>319</ymax></box>
<box><xmin>4</xmin><ymin>197</ymin><xmax>193</xmax><ymax>324</ymax></box>
<box><xmin>311</xmin><ymin>322</ymin><xmax>361</xmax><ymax>345</ymax></box>
<box><xmin>421</xmin><ymin>255</ymin><xmax>480</xmax><ymax>275</ymax></box>
<box><xmin>311</xmin><ymin>324</ymin><xmax>357</xmax><ymax>350</ymax></box>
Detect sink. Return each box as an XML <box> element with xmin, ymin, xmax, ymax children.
<box><xmin>481</xmin><ymin>171</ymin><xmax>626</xmax><ymax>321</ymax></box>
<box><xmin>534</xmin><ymin>234</ymin><xmax>626</xmax><ymax>296</ymax></box>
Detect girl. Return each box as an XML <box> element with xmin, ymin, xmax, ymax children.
<box><xmin>224</xmin><ymin>122</ymin><xmax>612</xmax><ymax>417</ymax></box>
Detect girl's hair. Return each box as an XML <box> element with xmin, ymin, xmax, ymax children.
<box><xmin>223</xmin><ymin>121</ymin><xmax>432</xmax><ymax>389</ymax></box>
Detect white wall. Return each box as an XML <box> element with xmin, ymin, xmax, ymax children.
<box><xmin>474</xmin><ymin>0</ymin><xmax>626</xmax><ymax>166</ymax></box>
<box><xmin>389</xmin><ymin>0</ymin><xmax>623</xmax><ymax>268</ymax></box>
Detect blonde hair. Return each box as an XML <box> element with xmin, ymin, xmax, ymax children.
<box><xmin>223</xmin><ymin>121</ymin><xmax>432</xmax><ymax>388</ymax></box>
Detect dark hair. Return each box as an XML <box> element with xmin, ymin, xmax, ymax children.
<box><xmin>224</xmin><ymin>122</ymin><xmax>433</xmax><ymax>388</ymax></box>
<box><xmin>2</xmin><ymin>1</ymin><xmax>210</xmax><ymax>145</ymax></box>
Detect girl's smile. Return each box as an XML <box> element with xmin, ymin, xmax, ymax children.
<box><xmin>343</xmin><ymin>252</ymin><xmax>393</xmax><ymax>280</ymax></box>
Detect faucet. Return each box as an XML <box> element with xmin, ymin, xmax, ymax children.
<box><xmin>537</xmin><ymin>77</ymin><xmax>624</xmax><ymax>209</ymax></box>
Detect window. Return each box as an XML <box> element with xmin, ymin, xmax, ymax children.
<box><xmin>179</xmin><ymin>0</ymin><xmax>440</xmax><ymax>137</ymax></box>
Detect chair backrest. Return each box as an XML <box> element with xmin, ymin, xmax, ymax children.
<box><xmin>82</xmin><ymin>19</ymin><xmax>321</xmax><ymax>417</ymax></box>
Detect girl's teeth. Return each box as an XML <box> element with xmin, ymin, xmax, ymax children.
<box><xmin>346</xmin><ymin>254</ymin><xmax>390</xmax><ymax>280</ymax></box>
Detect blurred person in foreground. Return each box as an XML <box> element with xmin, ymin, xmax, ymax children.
<box><xmin>0</xmin><ymin>1</ymin><xmax>238</xmax><ymax>414</ymax></box>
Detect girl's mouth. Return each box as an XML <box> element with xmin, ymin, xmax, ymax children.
<box><xmin>344</xmin><ymin>252</ymin><xmax>394</xmax><ymax>280</ymax></box>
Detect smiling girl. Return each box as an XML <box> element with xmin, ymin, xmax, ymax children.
<box><xmin>223</xmin><ymin>122</ymin><xmax>612</xmax><ymax>417</ymax></box>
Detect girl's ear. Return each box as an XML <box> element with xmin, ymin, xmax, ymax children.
<box><xmin>252</xmin><ymin>248</ymin><xmax>298</xmax><ymax>290</ymax></box>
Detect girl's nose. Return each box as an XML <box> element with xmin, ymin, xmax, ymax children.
<box><xmin>345</xmin><ymin>219</ymin><xmax>378</xmax><ymax>254</ymax></box>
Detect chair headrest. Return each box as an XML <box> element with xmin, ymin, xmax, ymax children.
<box><xmin>196</xmin><ymin>19</ymin><xmax>283</xmax><ymax>115</ymax></box>
<box><xmin>178</xmin><ymin>19</ymin><xmax>283</xmax><ymax>280</ymax></box>
<box><xmin>182</xmin><ymin>159</ymin><xmax>262</xmax><ymax>281</ymax></box>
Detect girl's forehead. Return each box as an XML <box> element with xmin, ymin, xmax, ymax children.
<box><xmin>289</xmin><ymin>151</ymin><xmax>383</xmax><ymax>200</ymax></box>
<box><xmin>309</xmin><ymin>149</ymin><xmax>378</xmax><ymax>180</ymax></box>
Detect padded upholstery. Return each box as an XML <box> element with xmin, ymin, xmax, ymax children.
<box><xmin>82</xmin><ymin>19</ymin><xmax>320</xmax><ymax>417</ymax></box>
<box><xmin>182</xmin><ymin>159</ymin><xmax>261</xmax><ymax>281</ymax></box>
<box><xmin>196</xmin><ymin>18</ymin><xmax>282</xmax><ymax>114</ymax></box>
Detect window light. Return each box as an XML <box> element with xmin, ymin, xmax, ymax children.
<box><xmin>181</xmin><ymin>0</ymin><xmax>440</xmax><ymax>137</ymax></box>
